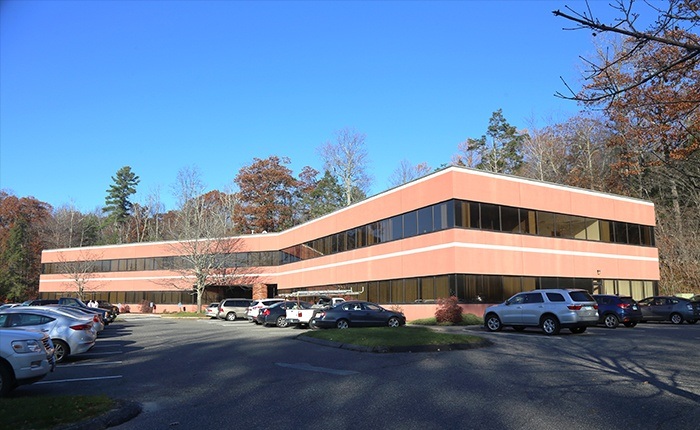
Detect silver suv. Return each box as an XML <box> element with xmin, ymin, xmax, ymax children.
<box><xmin>217</xmin><ymin>299</ymin><xmax>253</xmax><ymax>321</ymax></box>
<box><xmin>483</xmin><ymin>289</ymin><xmax>599</xmax><ymax>335</ymax></box>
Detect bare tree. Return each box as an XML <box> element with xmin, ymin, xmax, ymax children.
<box><xmin>164</xmin><ymin>166</ymin><xmax>249</xmax><ymax>312</ymax></box>
<box><xmin>319</xmin><ymin>127</ymin><xmax>372</xmax><ymax>206</ymax></box>
<box><xmin>54</xmin><ymin>250</ymin><xmax>103</xmax><ymax>301</ymax></box>
<box><xmin>553</xmin><ymin>0</ymin><xmax>700</xmax><ymax>104</ymax></box>
<box><xmin>388</xmin><ymin>159</ymin><xmax>432</xmax><ymax>187</ymax></box>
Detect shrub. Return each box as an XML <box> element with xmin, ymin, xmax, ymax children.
<box><xmin>139</xmin><ymin>300</ymin><xmax>154</xmax><ymax>313</ymax></box>
<box><xmin>435</xmin><ymin>296</ymin><xmax>463</xmax><ymax>324</ymax></box>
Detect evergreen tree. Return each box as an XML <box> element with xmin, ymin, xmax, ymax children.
<box><xmin>104</xmin><ymin>166</ymin><xmax>140</xmax><ymax>223</ymax></box>
<box><xmin>0</xmin><ymin>217</ymin><xmax>31</xmax><ymax>300</ymax></box>
<box><xmin>458</xmin><ymin>110</ymin><xmax>525</xmax><ymax>175</ymax></box>
<box><xmin>103</xmin><ymin>166</ymin><xmax>140</xmax><ymax>243</ymax></box>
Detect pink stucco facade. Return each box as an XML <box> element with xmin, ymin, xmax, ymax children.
<box><xmin>39</xmin><ymin>167</ymin><xmax>659</xmax><ymax>318</ymax></box>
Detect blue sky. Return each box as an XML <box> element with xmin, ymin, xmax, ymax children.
<box><xmin>1</xmin><ymin>0</ymin><xmax>620</xmax><ymax>212</ymax></box>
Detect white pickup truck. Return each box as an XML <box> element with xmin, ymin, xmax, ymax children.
<box><xmin>285</xmin><ymin>297</ymin><xmax>345</xmax><ymax>328</ymax></box>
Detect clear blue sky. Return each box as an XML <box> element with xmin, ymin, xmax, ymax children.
<box><xmin>1</xmin><ymin>0</ymin><xmax>619</xmax><ymax>212</ymax></box>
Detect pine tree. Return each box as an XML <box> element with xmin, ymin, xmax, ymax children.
<box><xmin>104</xmin><ymin>166</ymin><xmax>140</xmax><ymax>227</ymax></box>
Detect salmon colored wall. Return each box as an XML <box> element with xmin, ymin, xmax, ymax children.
<box><xmin>39</xmin><ymin>167</ymin><xmax>659</xmax><ymax>305</ymax></box>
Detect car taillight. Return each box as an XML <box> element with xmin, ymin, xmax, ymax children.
<box><xmin>93</xmin><ymin>315</ymin><xmax>100</xmax><ymax>323</ymax></box>
<box><xmin>318</xmin><ymin>311</ymin><xmax>326</xmax><ymax>318</ymax></box>
<box><xmin>617</xmin><ymin>303</ymin><xmax>630</xmax><ymax>309</ymax></box>
<box><xmin>567</xmin><ymin>305</ymin><xmax>582</xmax><ymax>310</ymax></box>
<box><xmin>262</xmin><ymin>309</ymin><xmax>270</xmax><ymax>316</ymax></box>
<box><xmin>70</xmin><ymin>323</ymin><xmax>92</xmax><ymax>330</ymax></box>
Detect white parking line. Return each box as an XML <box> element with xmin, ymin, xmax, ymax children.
<box><xmin>36</xmin><ymin>375</ymin><xmax>123</xmax><ymax>384</ymax></box>
<box><xmin>60</xmin><ymin>361</ymin><xmax>123</xmax><ymax>367</ymax></box>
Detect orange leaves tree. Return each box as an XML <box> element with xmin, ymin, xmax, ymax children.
<box><xmin>233</xmin><ymin>156</ymin><xmax>299</xmax><ymax>234</ymax></box>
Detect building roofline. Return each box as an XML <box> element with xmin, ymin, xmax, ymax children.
<box><xmin>42</xmin><ymin>165</ymin><xmax>654</xmax><ymax>254</ymax></box>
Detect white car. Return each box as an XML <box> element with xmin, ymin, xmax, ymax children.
<box><xmin>0</xmin><ymin>307</ymin><xmax>97</xmax><ymax>363</ymax></box>
<box><xmin>0</xmin><ymin>328</ymin><xmax>54</xmax><ymax>396</ymax></box>
<box><xmin>246</xmin><ymin>299</ymin><xmax>284</xmax><ymax>323</ymax></box>
<box><xmin>205</xmin><ymin>302</ymin><xmax>219</xmax><ymax>318</ymax></box>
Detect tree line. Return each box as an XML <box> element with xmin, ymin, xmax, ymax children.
<box><xmin>1</xmin><ymin>0</ymin><xmax>698</xmax><ymax>302</ymax></box>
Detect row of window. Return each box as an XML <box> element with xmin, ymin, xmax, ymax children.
<box><xmin>43</xmin><ymin>198</ymin><xmax>655</xmax><ymax>275</ymax></box>
<box><xmin>41</xmin><ymin>275</ymin><xmax>657</xmax><ymax>306</ymax></box>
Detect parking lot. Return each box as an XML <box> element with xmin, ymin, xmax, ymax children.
<box><xmin>13</xmin><ymin>315</ymin><xmax>700</xmax><ymax>430</ymax></box>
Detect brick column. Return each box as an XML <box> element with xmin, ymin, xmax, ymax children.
<box><xmin>252</xmin><ymin>283</ymin><xmax>268</xmax><ymax>300</ymax></box>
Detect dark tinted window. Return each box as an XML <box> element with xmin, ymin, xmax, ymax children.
<box><xmin>569</xmin><ymin>291</ymin><xmax>595</xmax><ymax>302</ymax></box>
<box><xmin>546</xmin><ymin>293</ymin><xmax>565</xmax><ymax>302</ymax></box>
<box><xmin>523</xmin><ymin>293</ymin><xmax>544</xmax><ymax>303</ymax></box>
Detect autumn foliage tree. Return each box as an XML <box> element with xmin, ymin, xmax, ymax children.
<box><xmin>0</xmin><ymin>192</ymin><xmax>51</xmax><ymax>300</ymax></box>
<box><xmin>234</xmin><ymin>156</ymin><xmax>298</xmax><ymax>233</ymax></box>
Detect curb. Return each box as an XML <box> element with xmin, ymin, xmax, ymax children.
<box><xmin>55</xmin><ymin>400</ymin><xmax>142</xmax><ymax>430</ymax></box>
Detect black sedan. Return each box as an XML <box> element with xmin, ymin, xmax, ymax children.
<box><xmin>312</xmin><ymin>300</ymin><xmax>406</xmax><ymax>329</ymax></box>
<box><xmin>256</xmin><ymin>301</ymin><xmax>312</xmax><ymax>328</ymax></box>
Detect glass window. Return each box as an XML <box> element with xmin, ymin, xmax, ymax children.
<box><xmin>390</xmin><ymin>216</ymin><xmax>403</xmax><ymax>240</ymax></box>
<box><xmin>390</xmin><ymin>279</ymin><xmax>403</xmax><ymax>303</ymax></box>
<box><xmin>600</xmin><ymin>220</ymin><xmax>613</xmax><ymax>242</ymax></box>
<box><xmin>378</xmin><ymin>280</ymin><xmax>390</xmax><ymax>303</ymax></box>
<box><xmin>585</xmin><ymin>219</ymin><xmax>601</xmax><ymax>241</ymax></box>
<box><xmin>545</xmin><ymin>292</ymin><xmax>565</xmax><ymax>302</ymax></box>
<box><xmin>417</xmin><ymin>207</ymin><xmax>433</xmax><ymax>234</ymax></box>
<box><xmin>537</xmin><ymin>212</ymin><xmax>556</xmax><ymax>237</ymax></box>
<box><xmin>435</xmin><ymin>275</ymin><xmax>450</xmax><ymax>299</ymax></box>
<box><xmin>480</xmin><ymin>203</ymin><xmax>500</xmax><ymax>231</ymax></box>
<box><xmin>346</xmin><ymin>229</ymin><xmax>356</xmax><ymax>250</ymax></box>
<box><xmin>627</xmin><ymin>224</ymin><xmax>641</xmax><ymax>245</ymax></box>
<box><xmin>522</xmin><ymin>209</ymin><xmax>537</xmax><ymax>234</ymax></box>
<box><xmin>502</xmin><ymin>276</ymin><xmax>522</xmax><ymax>298</ymax></box>
<box><xmin>500</xmin><ymin>206</ymin><xmax>521</xmax><ymax>233</ymax></box>
<box><xmin>405</xmin><ymin>278</ymin><xmax>419</xmax><ymax>303</ymax></box>
<box><xmin>421</xmin><ymin>277</ymin><xmax>435</xmax><ymax>302</ymax></box>
<box><xmin>434</xmin><ymin>201</ymin><xmax>454</xmax><ymax>231</ymax></box>
<box><xmin>640</xmin><ymin>225</ymin><xmax>653</xmax><ymax>246</ymax></box>
<box><xmin>613</xmin><ymin>222</ymin><xmax>628</xmax><ymax>244</ymax></box>
<box><xmin>403</xmin><ymin>211</ymin><xmax>418</xmax><ymax>237</ymax></box>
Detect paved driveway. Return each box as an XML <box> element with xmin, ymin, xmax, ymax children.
<box><xmin>16</xmin><ymin>315</ymin><xmax>700</xmax><ymax>430</ymax></box>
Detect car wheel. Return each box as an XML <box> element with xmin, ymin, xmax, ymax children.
<box><xmin>687</xmin><ymin>319</ymin><xmax>698</xmax><ymax>325</ymax></box>
<box><xmin>513</xmin><ymin>326</ymin><xmax>526</xmax><ymax>332</ymax></box>
<box><xmin>276</xmin><ymin>316</ymin><xmax>289</xmax><ymax>328</ymax></box>
<box><xmin>623</xmin><ymin>322</ymin><xmax>638</xmax><ymax>327</ymax></box>
<box><xmin>603</xmin><ymin>314</ymin><xmax>619</xmax><ymax>328</ymax></box>
<box><xmin>670</xmin><ymin>313</ymin><xmax>684</xmax><ymax>324</ymax></box>
<box><xmin>53</xmin><ymin>340</ymin><xmax>69</xmax><ymax>363</ymax></box>
<box><xmin>485</xmin><ymin>314</ymin><xmax>502</xmax><ymax>332</ymax></box>
<box><xmin>225</xmin><ymin>312</ymin><xmax>237</xmax><ymax>321</ymax></box>
<box><xmin>309</xmin><ymin>319</ymin><xmax>320</xmax><ymax>330</ymax></box>
<box><xmin>0</xmin><ymin>362</ymin><xmax>15</xmax><ymax>397</ymax></box>
<box><xmin>387</xmin><ymin>317</ymin><xmax>401</xmax><ymax>328</ymax></box>
<box><xmin>541</xmin><ymin>316</ymin><xmax>560</xmax><ymax>335</ymax></box>
<box><xmin>336</xmin><ymin>319</ymin><xmax>350</xmax><ymax>329</ymax></box>
<box><xmin>570</xmin><ymin>327</ymin><xmax>587</xmax><ymax>334</ymax></box>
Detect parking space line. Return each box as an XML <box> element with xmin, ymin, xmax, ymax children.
<box><xmin>60</xmin><ymin>361</ymin><xmax>123</xmax><ymax>367</ymax></box>
<box><xmin>36</xmin><ymin>375</ymin><xmax>123</xmax><ymax>384</ymax></box>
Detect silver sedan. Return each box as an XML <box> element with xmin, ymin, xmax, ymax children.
<box><xmin>0</xmin><ymin>307</ymin><xmax>97</xmax><ymax>363</ymax></box>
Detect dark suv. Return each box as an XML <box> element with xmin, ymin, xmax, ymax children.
<box><xmin>592</xmin><ymin>295</ymin><xmax>643</xmax><ymax>328</ymax></box>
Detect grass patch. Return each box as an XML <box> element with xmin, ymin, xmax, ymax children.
<box><xmin>410</xmin><ymin>313</ymin><xmax>483</xmax><ymax>326</ymax></box>
<box><xmin>0</xmin><ymin>394</ymin><xmax>115</xmax><ymax>430</ymax></box>
<box><xmin>300</xmin><ymin>326</ymin><xmax>485</xmax><ymax>348</ymax></box>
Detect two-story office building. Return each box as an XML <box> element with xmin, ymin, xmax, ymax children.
<box><xmin>39</xmin><ymin>166</ymin><xmax>659</xmax><ymax>320</ymax></box>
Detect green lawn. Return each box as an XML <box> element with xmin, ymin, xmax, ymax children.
<box><xmin>300</xmin><ymin>325</ymin><xmax>487</xmax><ymax>348</ymax></box>
<box><xmin>0</xmin><ymin>395</ymin><xmax>114</xmax><ymax>430</ymax></box>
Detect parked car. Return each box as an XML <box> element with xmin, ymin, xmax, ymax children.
<box><xmin>256</xmin><ymin>301</ymin><xmax>312</xmax><ymax>328</ymax></box>
<box><xmin>637</xmin><ymin>296</ymin><xmax>699</xmax><ymax>324</ymax></box>
<box><xmin>37</xmin><ymin>305</ymin><xmax>105</xmax><ymax>332</ymax></box>
<box><xmin>312</xmin><ymin>300</ymin><xmax>406</xmax><ymax>329</ymax></box>
<box><xmin>0</xmin><ymin>307</ymin><xmax>97</xmax><ymax>363</ymax></box>
<box><xmin>0</xmin><ymin>328</ymin><xmax>54</xmax><ymax>396</ymax></box>
<box><xmin>217</xmin><ymin>298</ymin><xmax>253</xmax><ymax>321</ymax></box>
<box><xmin>96</xmin><ymin>300</ymin><xmax>120</xmax><ymax>315</ymax></box>
<box><xmin>484</xmin><ymin>289</ymin><xmax>599</xmax><ymax>335</ymax></box>
<box><xmin>22</xmin><ymin>298</ymin><xmax>115</xmax><ymax>324</ymax></box>
<box><xmin>205</xmin><ymin>302</ymin><xmax>220</xmax><ymax>318</ymax></box>
<box><xmin>0</xmin><ymin>304</ymin><xmax>20</xmax><ymax>311</ymax></box>
<box><xmin>246</xmin><ymin>299</ymin><xmax>284</xmax><ymax>323</ymax></box>
<box><xmin>592</xmin><ymin>295</ymin><xmax>643</xmax><ymax>328</ymax></box>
